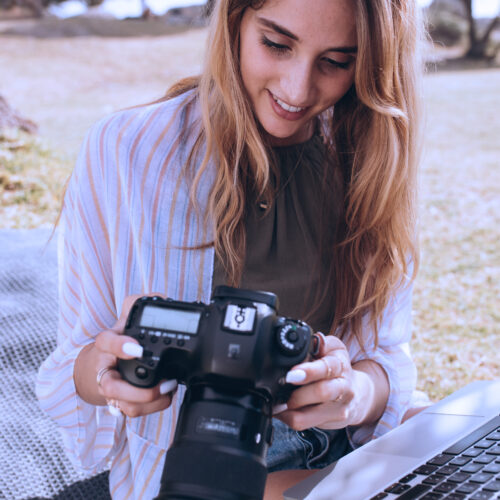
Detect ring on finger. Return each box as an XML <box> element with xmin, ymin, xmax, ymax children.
<box><xmin>333</xmin><ymin>393</ymin><xmax>342</xmax><ymax>403</ymax></box>
<box><xmin>96</xmin><ymin>366</ymin><xmax>114</xmax><ymax>388</ymax></box>
<box><xmin>338</xmin><ymin>358</ymin><xmax>349</xmax><ymax>378</ymax></box>
<box><xmin>319</xmin><ymin>357</ymin><xmax>333</xmax><ymax>379</ymax></box>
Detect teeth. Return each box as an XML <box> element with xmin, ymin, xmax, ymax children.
<box><xmin>273</xmin><ymin>95</ymin><xmax>305</xmax><ymax>113</ymax></box>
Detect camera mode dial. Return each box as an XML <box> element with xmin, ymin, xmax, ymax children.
<box><xmin>276</xmin><ymin>322</ymin><xmax>307</xmax><ymax>356</ymax></box>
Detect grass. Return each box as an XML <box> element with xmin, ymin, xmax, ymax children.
<box><xmin>0</xmin><ymin>25</ymin><xmax>498</xmax><ymax>402</ymax></box>
<box><xmin>411</xmin><ymin>68</ymin><xmax>500</xmax><ymax>401</ymax></box>
<box><xmin>0</xmin><ymin>128</ymin><xmax>70</xmax><ymax>227</ymax></box>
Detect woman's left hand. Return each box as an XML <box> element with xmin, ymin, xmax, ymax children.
<box><xmin>275</xmin><ymin>334</ymin><xmax>376</xmax><ymax>431</ymax></box>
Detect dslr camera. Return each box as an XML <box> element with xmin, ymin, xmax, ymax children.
<box><xmin>118</xmin><ymin>286</ymin><xmax>316</xmax><ymax>500</ymax></box>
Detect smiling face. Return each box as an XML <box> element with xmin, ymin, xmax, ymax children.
<box><xmin>239</xmin><ymin>0</ymin><xmax>357</xmax><ymax>146</ymax></box>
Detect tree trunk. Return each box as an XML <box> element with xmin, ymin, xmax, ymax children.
<box><xmin>462</xmin><ymin>0</ymin><xmax>499</xmax><ymax>59</ymax></box>
<box><xmin>16</xmin><ymin>0</ymin><xmax>44</xmax><ymax>17</ymax></box>
<box><xmin>204</xmin><ymin>0</ymin><xmax>215</xmax><ymax>16</ymax></box>
<box><xmin>462</xmin><ymin>0</ymin><xmax>476</xmax><ymax>50</ymax></box>
<box><xmin>0</xmin><ymin>95</ymin><xmax>38</xmax><ymax>134</ymax></box>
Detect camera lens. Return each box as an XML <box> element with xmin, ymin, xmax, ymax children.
<box><xmin>155</xmin><ymin>384</ymin><xmax>271</xmax><ymax>500</ymax></box>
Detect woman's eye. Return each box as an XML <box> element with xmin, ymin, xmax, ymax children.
<box><xmin>260</xmin><ymin>36</ymin><xmax>290</xmax><ymax>55</ymax></box>
<box><xmin>322</xmin><ymin>57</ymin><xmax>351</xmax><ymax>71</ymax></box>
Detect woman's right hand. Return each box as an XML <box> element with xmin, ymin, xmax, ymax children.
<box><xmin>74</xmin><ymin>294</ymin><xmax>178</xmax><ymax>418</ymax></box>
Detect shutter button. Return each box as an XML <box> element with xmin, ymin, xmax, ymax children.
<box><xmin>135</xmin><ymin>366</ymin><xmax>149</xmax><ymax>379</ymax></box>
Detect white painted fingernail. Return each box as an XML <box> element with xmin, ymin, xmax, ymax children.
<box><xmin>160</xmin><ymin>379</ymin><xmax>178</xmax><ymax>395</ymax></box>
<box><xmin>108</xmin><ymin>405</ymin><xmax>122</xmax><ymax>417</ymax></box>
<box><xmin>286</xmin><ymin>369</ymin><xmax>307</xmax><ymax>384</ymax></box>
<box><xmin>273</xmin><ymin>403</ymin><xmax>288</xmax><ymax>415</ymax></box>
<box><xmin>122</xmin><ymin>342</ymin><xmax>143</xmax><ymax>358</ymax></box>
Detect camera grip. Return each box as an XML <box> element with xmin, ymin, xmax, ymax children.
<box><xmin>118</xmin><ymin>357</ymin><xmax>158</xmax><ymax>388</ymax></box>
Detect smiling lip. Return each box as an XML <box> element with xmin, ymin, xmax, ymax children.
<box><xmin>268</xmin><ymin>91</ymin><xmax>309</xmax><ymax>121</ymax></box>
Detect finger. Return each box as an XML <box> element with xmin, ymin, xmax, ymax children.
<box><xmin>276</xmin><ymin>403</ymin><xmax>350</xmax><ymax>431</ymax></box>
<box><xmin>95</xmin><ymin>329</ymin><xmax>143</xmax><ymax>360</ymax></box>
<box><xmin>286</xmin><ymin>377</ymin><xmax>353</xmax><ymax>409</ymax></box>
<box><xmin>98</xmin><ymin>368</ymin><xmax>173</xmax><ymax>404</ymax></box>
<box><xmin>286</xmin><ymin>336</ymin><xmax>350</xmax><ymax>385</ymax></box>
<box><xmin>114</xmin><ymin>292</ymin><xmax>167</xmax><ymax>332</ymax></box>
<box><xmin>99</xmin><ymin>293</ymin><xmax>168</xmax><ymax>343</ymax></box>
<box><xmin>317</xmin><ymin>335</ymin><xmax>347</xmax><ymax>358</ymax></box>
<box><xmin>118</xmin><ymin>392</ymin><xmax>175</xmax><ymax>419</ymax></box>
<box><xmin>97</xmin><ymin>292</ymin><xmax>170</xmax><ymax>357</ymax></box>
<box><xmin>106</xmin><ymin>400</ymin><xmax>124</xmax><ymax>418</ymax></box>
<box><xmin>272</xmin><ymin>403</ymin><xmax>288</xmax><ymax>415</ymax></box>
<box><xmin>286</xmin><ymin>354</ymin><xmax>348</xmax><ymax>385</ymax></box>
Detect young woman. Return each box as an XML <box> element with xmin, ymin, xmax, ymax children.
<box><xmin>36</xmin><ymin>0</ymin><xmax>423</xmax><ymax>498</ymax></box>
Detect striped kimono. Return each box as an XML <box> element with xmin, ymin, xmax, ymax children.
<box><xmin>36</xmin><ymin>91</ymin><xmax>416</xmax><ymax>499</ymax></box>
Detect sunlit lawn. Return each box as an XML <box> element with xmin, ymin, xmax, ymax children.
<box><xmin>412</xmin><ymin>68</ymin><xmax>500</xmax><ymax>400</ymax></box>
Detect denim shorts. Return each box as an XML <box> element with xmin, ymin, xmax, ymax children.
<box><xmin>266</xmin><ymin>418</ymin><xmax>353</xmax><ymax>472</ymax></box>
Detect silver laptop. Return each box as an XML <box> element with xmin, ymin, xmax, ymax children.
<box><xmin>284</xmin><ymin>379</ymin><xmax>500</xmax><ymax>500</ymax></box>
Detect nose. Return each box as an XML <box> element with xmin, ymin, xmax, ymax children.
<box><xmin>280</xmin><ymin>60</ymin><xmax>315</xmax><ymax>107</ymax></box>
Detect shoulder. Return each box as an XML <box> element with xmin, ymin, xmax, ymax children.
<box><xmin>87</xmin><ymin>92</ymin><xmax>200</xmax><ymax>158</ymax></box>
<box><xmin>77</xmin><ymin>90</ymin><xmax>203</xmax><ymax>186</ymax></box>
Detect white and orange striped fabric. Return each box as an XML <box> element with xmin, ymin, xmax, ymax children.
<box><xmin>36</xmin><ymin>91</ymin><xmax>416</xmax><ymax>500</ymax></box>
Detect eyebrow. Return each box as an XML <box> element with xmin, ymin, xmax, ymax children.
<box><xmin>257</xmin><ymin>17</ymin><xmax>358</xmax><ymax>54</ymax></box>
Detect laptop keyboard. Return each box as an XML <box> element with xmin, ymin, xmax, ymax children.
<box><xmin>371</xmin><ymin>415</ymin><xmax>500</xmax><ymax>500</ymax></box>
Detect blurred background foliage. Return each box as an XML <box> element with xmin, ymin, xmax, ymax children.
<box><xmin>0</xmin><ymin>0</ymin><xmax>498</xmax><ymax>57</ymax></box>
<box><xmin>427</xmin><ymin>0</ymin><xmax>499</xmax><ymax>59</ymax></box>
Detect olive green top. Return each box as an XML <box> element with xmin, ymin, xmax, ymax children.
<box><xmin>213</xmin><ymin>134</ymin><xmax>343</xmax><ymax>333</ymax></box>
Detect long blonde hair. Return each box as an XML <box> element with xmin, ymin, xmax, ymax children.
<box><xmin>166</xmin><ymin>0</ymin><xmax>423</xmax><ymax>345</ymax></box>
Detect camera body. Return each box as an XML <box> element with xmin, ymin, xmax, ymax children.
<box><xmin>118</xmin><ymin>286</ymin><xmax>314</xmax><ymax>404</ymax></box>
<box><xmin>118</xmin><ymin>286</ymin><xmax>315</xmax><ymax>500</ymax></box>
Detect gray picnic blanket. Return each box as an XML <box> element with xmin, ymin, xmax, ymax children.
<box><xmin>0</xmin><ymin>229</ymin><xmax>110</xmax><ymax>500</ymax></box>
